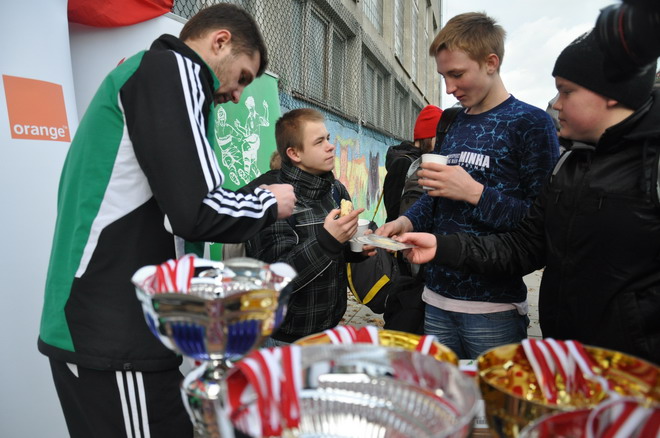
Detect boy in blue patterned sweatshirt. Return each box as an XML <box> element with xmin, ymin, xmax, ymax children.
<box><xmin>377</xmin><ymin>12</ymin><xmax>559</xmax><ymax>359</ymax></box>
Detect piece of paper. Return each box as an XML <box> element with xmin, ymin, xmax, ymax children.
<box><xmin>353</xmin><ymin>234</ymin><xmax>417</xmax><ymax>251</ymax></box>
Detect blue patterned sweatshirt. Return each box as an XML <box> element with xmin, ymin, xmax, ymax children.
<box><xmin>405</xmin><ymin>96</ymin><xmax>559</xmax><ymax>303</ymax></box>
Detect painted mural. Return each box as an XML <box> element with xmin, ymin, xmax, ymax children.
<box><xmin>279</xmin><ymin>95</ymin><xmax>397</xmax><ymax>226</ymax></box>
<box><xmin>215</xmin><ymin>96</ymin><xmax>271</xmax><ymax>186</ymax></box>
<box><xmin>211</xmin><ymin>74</ymin><xmax>280</xmax><ymax>193</ymax></box>
<box><xmin>207</xmin><ymin>73</ymin><xmax>280</xmax><ymax>259</ymax></box>
<box><xmin>208</xmin><ymin>79</ymin><xmax>398</xmax><ymax>261</ymax></box>
<box><xmin>327</xmin><ymin>120</ymin><xmax>390</xmax><ymax>226</ymax></box>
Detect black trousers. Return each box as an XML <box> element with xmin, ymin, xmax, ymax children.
<box><xmin>49</xmin><ymin>359</ymin><xmax>193</xmax><ymax>438</ymax></box>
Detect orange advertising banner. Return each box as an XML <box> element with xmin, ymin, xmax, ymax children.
<box><xmin>3</xmin><ymin>74</ymin><xmax>71</xmax><ymax>142</ymax></box>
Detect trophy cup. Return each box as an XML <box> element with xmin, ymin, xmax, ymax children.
<box><xmin>477</xmin><ymin>341</ymin><xmax>660</xmax><ymax>437</ymax></box>
<box><xmin>226</xmin><ymin>344</ymin><xmax>481</xmax><ymax>438</ymax></box>
<box><xmin>132</xmin><ymin>256</ymin><xmax>296</xmax><ymax>438</ymax></box>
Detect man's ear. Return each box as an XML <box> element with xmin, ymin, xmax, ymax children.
<box><xmin>484</xmin><ymin>53</ymin><xmax>500</xmax><ymax>74</ymax></box>
<box><xmin>211</xmin><ymin>29</ymin><xmax>232</xmax><ymax>55</ymax></box>
<box><xmin>286</xmin><ymin>147</ymin><xmax>302</xmax><ymax>164</ymax></box>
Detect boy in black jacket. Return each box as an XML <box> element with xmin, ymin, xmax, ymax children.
<box><xmin>246</xmin><ymin>108</ymin><xmax>367</xmax><ymax>344</ymax></box>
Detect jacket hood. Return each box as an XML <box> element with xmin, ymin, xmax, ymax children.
<box><xmin>385</xmin><ymin>141</ymin><xmax>418</xmax><ymax>170</ymax></box>
<box><xmin>597</xmin><ymin>90</ymin><xmax>660</xmax><ymax>152</ymax></box>
<box><xmin>623</xmin><ymin>89</ymin><xmax>660</xmax><ymax>141</ymax></box>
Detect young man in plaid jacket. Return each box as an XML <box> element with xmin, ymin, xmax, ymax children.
<box><xmin>246</xmin><ymin>108</ymin><xmax>368</xmax><ymax>344</ymax></box>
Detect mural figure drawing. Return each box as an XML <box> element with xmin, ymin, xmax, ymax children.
<box><xmin>233</xmin><ymin>96</ymin><xmax>270</xmax><ymax>183</ymax></box>
<box><xmin>214</xmin><ymin>96</ymin><xmax>270</xmax><ymax>186</ymax></box>
<box><xmin>214</xmin><ymin>106</ymin><xmax>243</xmax><ymax>185</ymax></box>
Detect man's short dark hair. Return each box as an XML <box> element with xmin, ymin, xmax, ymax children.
<box><xmin>180</xmin><ymin>3</ymin><xmax>268</xmax><ymax>76</ymax></box>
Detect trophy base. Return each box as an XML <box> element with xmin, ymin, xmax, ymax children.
<box><xmin>182</xmin><ymin>360</ymin><xmax>235</xmax><ymax>438</ymax></box>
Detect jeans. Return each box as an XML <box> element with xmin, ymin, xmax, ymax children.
<box><xmin>424</xmin><ymin>304</ymin><xmax>529</xmax><ymax>359</ymax></box>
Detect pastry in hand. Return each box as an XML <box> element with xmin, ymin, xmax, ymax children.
<box><xmin>340</xmin><ymin>199</ymin><xmax>353</xmax><ymax>217</ymax></box>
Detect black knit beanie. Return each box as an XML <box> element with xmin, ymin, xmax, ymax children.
<box><xmin>552</xmin><ymin>31</ymin><xmax>655</xmax><ymax>110</ymax></box>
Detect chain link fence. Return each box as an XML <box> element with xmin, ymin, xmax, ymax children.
<box><xmin>170</xmin><ymin>0</ymin><xmax>439</xmax><ymax>142</ymax></box>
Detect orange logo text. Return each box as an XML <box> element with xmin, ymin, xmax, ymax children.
<box><xmin>3</xmin><ymin>75</ymin><xmax>70</xmax><ymax>142</ymax></box>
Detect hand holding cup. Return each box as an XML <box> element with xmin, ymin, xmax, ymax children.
<box><xmin>420</xmin><ymin>154</ymin><xmax>448</xmax><ymax>190</ymax></box>
<box><xmin>350</xmin><ymin>219</ymin><xmax>371</xmax><ymax>252</ymax></box>
<box><xmin>418</xmin><ymin>156</ymin><xmax>485</xmax><ymax>205</ymax></box>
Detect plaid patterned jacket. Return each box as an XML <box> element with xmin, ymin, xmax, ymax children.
<box><xmin>246</xmin><ymin>163</ymin><xmax>362</xmax><ymax>342</ymax></box>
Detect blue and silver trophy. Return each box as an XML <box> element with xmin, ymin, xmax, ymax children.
<box><xmin>132</xmin><ymin>256</ymin><xmax>295</xmax><ymax>438</ymax></box>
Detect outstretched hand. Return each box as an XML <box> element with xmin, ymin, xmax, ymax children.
<box><xmin>375</xmin><ymin>216</ymin><xmax>413</xmax><ymax>237</ymax></box>
<box><xmin>396</xmin><ymin>232</ymin><xmax>438</xmax><ymax>264</ymax></box>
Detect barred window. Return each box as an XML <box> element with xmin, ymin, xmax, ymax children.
<box><xmin>330</xmin><ymin>31</ymin><xmax>347</xmax><ymax>110</ymax></box>
<box><xmin>288</xmin><ymin>4</ymin><xmax>348</xmax><ymax>112</ymax></box>
<box><xmin>393</xmin><ymin>84</ymin><xmax>409</xmax><ymax>138</ymax></box>
<box><xmin>363</xmin><ymin>0</ymin><xmax>383</xmax><ymax>35</ymax></box>
<box><xmin>426</xmin><ymin>6</ymin><xmax>433</xmax><ymax>98</ymax></box>
<box><xmin>411</xmin><ymin>0</ymin><xmax>419</xmax><ymax>82</ymax></box>
<box><xmin>307</xmin><ymin>11</ymin><xmax>328</xmax><ymax>101</ymax></box>
<box><xmin>363</xmin><ymin>56</ymin><xmax>386</xmax><ymax>128</ymax></box>
<box><xmin>430</xmin><ymin>10</ymin><xmax>439</xmax><ymax>103</ymax></box>
<box><xmin>364</xmin><ymin>62</ymin><xmax>375</xmax><ymax>124</ymax></box>
<box><xmin>412</xmin><ymin>102</ymin><xmax>422</xmax><ymax>127</ymax></box>
<box><xmin>289</xmin><ymin>0</ymin><xmax>306</xmax><ymax>92</ymax></box>
<box><xmin>394</xmin><ymin>0</ymin><xmax>404</xmax><ymax>59</ymax></box>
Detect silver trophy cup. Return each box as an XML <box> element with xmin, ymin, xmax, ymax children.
<box><xmin>228</xmin><ymin>344</ymin><xmax>481</xmax><ymax>438</ymax></box>
<box><xmin>132</xmin><ymin>256</ymin><xmax>296</xmax><ymax>438</ymax></box>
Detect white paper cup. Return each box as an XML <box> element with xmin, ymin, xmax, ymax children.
<box><xmin>420</xmin><ymin>154</ymin><xmax>448</xmax><ymax>190</ymax></box>
<box><xmin>350</xmin><ymin>219</ymin><xmax>370</xmax><ymax>252</ymax></box>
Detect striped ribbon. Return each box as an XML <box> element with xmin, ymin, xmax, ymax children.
<box><xmin>522</xmin><ymin>338</ymin><xmax>622</xmax><ymax>405</ymax></box>
<box><xmin>520</xmin><ymin>339</ymin><xmax>660</xmax><ymax>436</ymax></box>
<box><xmin>324</xmin><ymin>325</ymin><xmax>441</xmax><ymax>355</ymax></box>
<box><xmin>584</xmin><ymin>398</ymin><xmax>660</xmax><ymax>438</ymax></box>
<box><xmin>228</xmin><ymin>345</ymin><xmax>303</xmax><ymax>436</ymax></box>
<box><xmin>141</xmin><ymin>254</ymin><xmax>196</xmax><ymax>294</ymax></box>
<box><xmin>323</xmin><ymin>325</ymin><xmax>359</xmax><ymax>344</ymax></box>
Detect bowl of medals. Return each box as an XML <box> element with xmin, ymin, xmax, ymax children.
<box><xmin>294</xmin><ymin>326</ymin><xmax>458</xmax><ymax>365</ymax></box>
<box><xmin>477</xmin><ymin>339</ymin><xmax>660</xmax><ymax>437</ymax></box>
<box><xmin>226</xmin><ymin>344</ymin><xmax>478</xmax><ymax>438</ymax></box>
<box><xmin>518</xmin><ymin>397</ymin><xmax>660</xmax><ymax>438</ymax></box>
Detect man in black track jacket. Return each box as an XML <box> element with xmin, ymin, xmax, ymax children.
<box><xmin>39</xmin><ymin>4</ymin><xmax>295</xmax><ymax>437</ymax></box>
<box><xmin>398</xmin><ymin>31</ymin><xmax>660</xmax><ymax>365</ymax></box>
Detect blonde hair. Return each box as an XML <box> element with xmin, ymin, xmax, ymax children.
<box><xmin>429</xmin><ymin>12</ymin><xmax>506</xmax><ymax>70</ymax></box>
<box><xmin>275</xmin><ymin>108</ymin><xmax>325</xmax><ymax>165</ymax></box>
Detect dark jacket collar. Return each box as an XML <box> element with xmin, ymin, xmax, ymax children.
<box><xmin>280</xmin><ymin>162</ymin><xmax>335</xmax><ymax>200</ymax></box>
<box><xmin>596</xmin><ymin>90</ymin><xmax>660</xmax><ymax>152</ymax></box>
<box><xmin>150</xmin><ymin>34</ymin><xmax>216</xmax><ymax>92</ymax></box>
<box><xmin>385</xmin><ymin>141</ymin><xmax>419</xmax><ymax>170</ymax></box>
